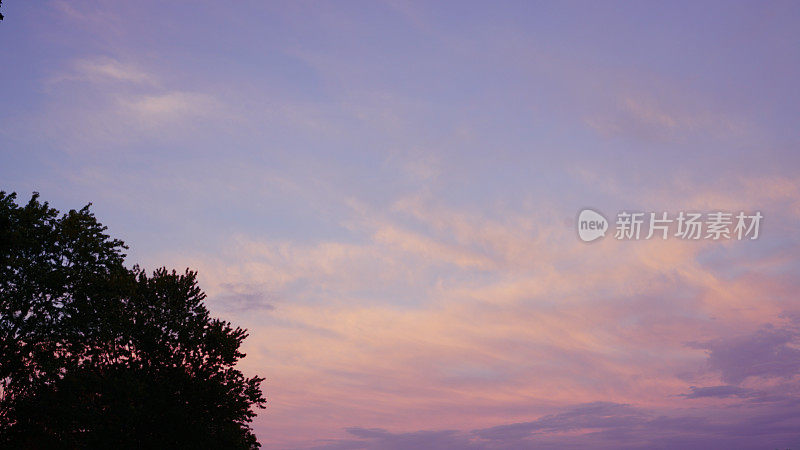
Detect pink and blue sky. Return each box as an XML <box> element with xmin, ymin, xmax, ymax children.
<box><xmin>2</xmin><ymin>1</ymin><xmax>800</xmax><ymax>448</ymax></box>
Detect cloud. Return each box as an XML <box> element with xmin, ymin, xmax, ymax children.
<box><xmin>6</xmin><ymin>3</ymin><xmax>800</xmax><ymax>448</ymax></box>
<box><xmin>699</xmin><ymin>324</ymin><xmax>800</xmax><ymax>384</ymax></box>
<box><xmin>474</xmin><ymin>402</ymin><xmax>648</xmax><ymax>441</ymax></box>
<box><xmin>134</xmin><ymin>175</ymin><xmax>800</xmax><ymax>448</ymax></box>
<box><xmin>64</xmin><ymin>57</ymin><xmax>157</xmax><ymax>85</ymax></box>
<box><xmin>13</xmin><ymin>54</ymin><xmax>227</xmax><ymax>154</ymax></box>
<box><xmin>327</xmin><ymin>427</ymin><xmax>478</xmax><ymax>450</ymax></box>
<box><xmin>585</xmin><ymin>94</ymin><xmax>750</xmax><ymax>144</ymax></box>
<box><xmin>51</xmin><ymin>0</ymin><xmax>121</xmax><ymax>32</ymax></box>
<box><xmin>682</xmin><ymin>385</ymin><xmax>754</xmax><ymax>399</ymax></box>
<box><xmin>119</xmin><ymin>91</ymin><xmax>217</xmax><ymax>122</ymax></box>
<box><xmin>211</xmin><ymin>283</ymin><xmax>276</xmax><ymax>313</ymax></box>
<box><xmin>320</xmin><ymin>400</ymin><xmax>800</xmax><ymax>449</ymax></box>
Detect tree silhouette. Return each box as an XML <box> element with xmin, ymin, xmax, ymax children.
<box><xmin>0</xmin><ymin>192</ymin><xmax>266</xmax><ymax>448</ymax></box>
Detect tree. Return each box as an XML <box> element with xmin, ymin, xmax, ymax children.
<box><xmin>0</xmin><ymin>192</ymin><xmax>266</xmax><ymax>448</ymax></box>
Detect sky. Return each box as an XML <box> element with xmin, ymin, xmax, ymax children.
<box><xmin>2</xmin><ymin>1</ymin><xmax>800</xmax><ymax>448</ymax></box>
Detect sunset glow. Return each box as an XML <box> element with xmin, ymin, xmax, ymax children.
<box><xmin>2</xmin><ymin>1</ymin><xmax>800</xmax><ymax>448</ymax></box>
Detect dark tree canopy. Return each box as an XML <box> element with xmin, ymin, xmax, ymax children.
<box><xmin>0</xmin><ymin>192</ymin><xmax>266</xmax><ymax>449</ymax></box>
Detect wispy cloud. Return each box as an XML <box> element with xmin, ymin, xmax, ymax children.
<box><xmin>585</xmin><ymin>94</ymin><xmax>751</xmax><ymax>143</ymax></box>
<box><xmin>161</xmin><ymin>175</ymin><xmax>800</xmax><ymax>447</ymax></box>
<box><xmin>119</xmin><ymin>91</ymin><xmax>217</xmax><ymax>123</ymax></box>
<box><xmin>51</xmin><ymin>57</ymin><xmax>158</xmax><ymax>85</ymax></box>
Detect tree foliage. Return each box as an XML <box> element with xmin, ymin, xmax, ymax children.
<box><xmin>0</xmin><ymin>192</ymin><xmax>266</xmax><ymax>448</ymax></box>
